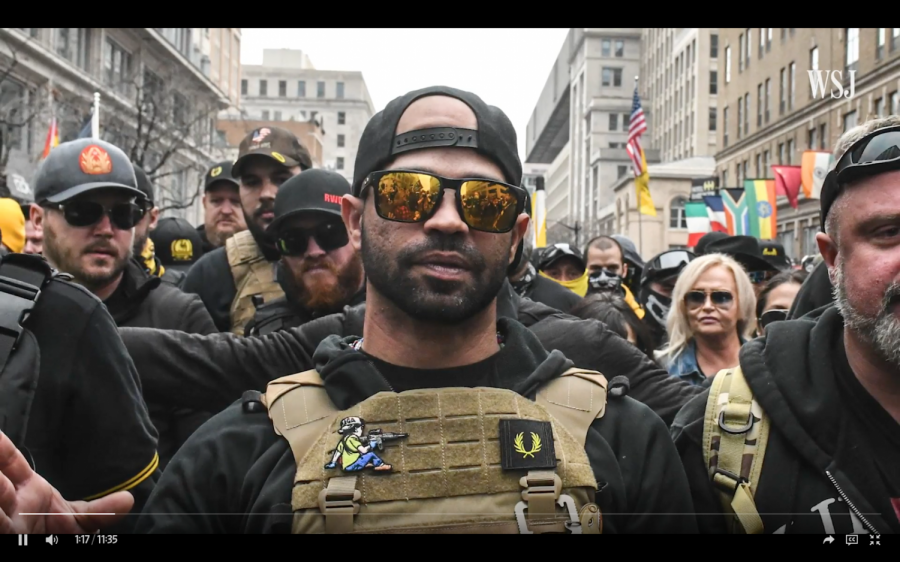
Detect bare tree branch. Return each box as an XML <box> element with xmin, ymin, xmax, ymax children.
<box><xmin>0</xmin><ymin>32</ymin><xmax>45</xmax><ymax>174</ymax></box>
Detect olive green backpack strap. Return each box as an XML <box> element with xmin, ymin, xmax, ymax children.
<box><xmin>262</xmin><ymin>369</ymin><xmax>340</xmax><ymax>466</ymax></box>
<box><xmin>702</xmin><ymin>366</ymin><xmax>771</xmax><ymax>534</ymax></box>
<box><xmin>534</xmin><ymin>367</ymin><xmax>608</xmax><ymax>447</ymax></box>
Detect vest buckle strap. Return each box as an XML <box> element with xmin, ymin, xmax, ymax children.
<box><xmin>318</xmin><ymin>476</ymin><xmax>360</xmax><ymax>534</ymax></box>
<box><xmin>515</xmin><ymin>495</ymin><xmax>581</xmax><ymax>534</ymax></box>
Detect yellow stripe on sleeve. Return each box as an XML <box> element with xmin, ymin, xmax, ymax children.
<box><xmin>83</xmin><ymin>452</ymin><xmax>159</xmax><ymax>501</ymax></box>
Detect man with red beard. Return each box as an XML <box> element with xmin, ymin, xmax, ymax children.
<box><xmin>245</xmin><ymin>169</ymin><xmax>365</xmax><ymax>336</ymax></box>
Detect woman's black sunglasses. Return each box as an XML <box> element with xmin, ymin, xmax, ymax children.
<box><xmin>276</xmin><ymin>221</ymin><xmax>349</xmax><ymax>256</ymax></box>
<box><xmin>45</xmin><ymin>200</ymin><xmax>145</xmax><ymax>230</ymax></box>
<box><xmin>759</xmin><ymin>309</ymin><xmax>788</xmax><ymax>329</ymax></box>
<box><xmin>684</xmin><ymin>289</ymin><xmax>734</xmax><ymax>309</ymax></box>
<box><xmin>362</xmin><ymin>170</ymin><xmax>527</xmax><ymax>233</ymax></box>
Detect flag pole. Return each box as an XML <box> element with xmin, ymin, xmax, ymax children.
<box><xmin>635</xmin><ymin>75</ymin><xmax>643</xmax><ymax>257</ymax></box>
<box><xmin>91</xmin><ymin>92</ymin><xmax>100</xmax><ymax>139</ymax></box>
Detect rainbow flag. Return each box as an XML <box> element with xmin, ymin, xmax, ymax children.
<box><xmin>744</xmin><ymin>179</ymin><xmax>778</xmax><ymax>239</ymax></box>
<box><xmin>721</xmin><ymin>188</ymin><xmax>750</xmax><ymax>235</ymax></box>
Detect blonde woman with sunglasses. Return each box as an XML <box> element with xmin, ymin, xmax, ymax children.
<box><xmin>658</xmin><ymin>253</ymin><xmax>757</xmax><ymax>386</ymax></box>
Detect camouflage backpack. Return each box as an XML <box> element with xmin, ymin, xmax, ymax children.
<box><xmin>702</xmin><ymin>366</ymin><xmax>772</xmax><ymax>534</ymax></box>
<box><xmin>260</xmin><ymin>367</ymin><xmax>609</xmax><ymax>534</ymax></box>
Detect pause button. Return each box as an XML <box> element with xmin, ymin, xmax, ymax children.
<box><xmin>19</xmin><ymin>535</ymin><xmax>28</xmax><ymax>545</ymax></box>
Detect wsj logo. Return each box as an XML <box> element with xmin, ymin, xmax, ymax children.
<box><xmin>808</xmin><ymin>70</ymin><xmax>856</xmax><ymax>100</ymax></box>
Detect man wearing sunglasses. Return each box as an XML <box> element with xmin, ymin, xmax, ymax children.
<box><xmin>30</xmin><ymin>138</ymin><xmax>218</xmax><ymax>472</ymax></box>
<box><xmin>182</xmin><ymin>127</ymin><xmax>312</xmax><ymax>334</ymax></box>
<box><xmin>113</xmin><ymin>86</ymin><xmax>696</xmax><ymax>534</ymax></box>
<box><xmin>672</xmin><ymin>116</ymin><xmax>900</xmax><ymax>535</ymax></box>
<box><xmin>244</xmin><ymin>169</ymin><xmax>365</xmax><ymax>336</ymax></box>
<box><xmin>639</xmin><ymin>249</ymin><xmax>696</xmax><ymax>345</ymax></box>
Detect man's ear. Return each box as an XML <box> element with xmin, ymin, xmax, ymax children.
<box><xmin>816</xmin><ymin>232</ymin><xmax>837</xmax><ymax>269</ymax></box>
<box><xmin>622</xmin><ymin>262</ymin><xmax>629</xmax><ymax>278</ymax></box>
<box><xmin>509</xmin><ymin>214</ymin><xmax>530</xmax><ymax>265</ymax></box>
<box><xmin>341</xmin><ymin>194</ymin><xmax>365</xmax><ymax>252</ymax></box>
<box><xmin>30</xmin><ymin>204</ymin><xmax>44</xmax><ymax>229</ymax></box>
<box><xmin>149</xmin><ymin>207</ymin><xmax>160</xmax><ymax>230</ymax></box>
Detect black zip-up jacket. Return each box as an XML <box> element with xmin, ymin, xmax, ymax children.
<box><xmin>106</xmin><ymin>259</ymin><xmax>218</xmax><ymax>469</ymax></box>
<box><xmin>196</xmin><ymin>224</ymin><xmax>216</xmax><ymax>255</ymax></box>
<box><xmin>244</xmin><ymin>288</ymin><xmax>367</xmax><ymax>336</ymax></box>
<box><xmin>671</xmin><ymin>305</ymin><xmax>897</xmax><ymax>534</ymax></box>
<box><xmin>134</xmin><ymin>317</ymin><xmax>697</xmax><ymax>533</ymax></box>
<box><xmin>119</xmin><ymin>281</ymin><xmax>701</xmax><ymax>425</ymax></box>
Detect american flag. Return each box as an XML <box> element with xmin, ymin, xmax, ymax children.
<box><xmin>625</xmin><ymin>86</ymin><xmax>648</xmax><ymax>177</ymax></box>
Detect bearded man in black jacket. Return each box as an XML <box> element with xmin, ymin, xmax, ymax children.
<box><xmin>672</xmin><ymin>116</ymin><xmax>900</xmax><ymax>535</ymax></box>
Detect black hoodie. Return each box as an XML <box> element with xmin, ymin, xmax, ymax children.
<box><xmin>119</xmin><ymin>281</ymin><xmax>702</xmax><ymax>425</ymax></box>
<box><xmin>671</xmin><ymin>306</ymin><xmax>900</xmax><ymax>534</ymax></box>
<box><xmin>134</xmin><ymin>318</ymin><xmax>697</xmax><ymax>533</ymax></box>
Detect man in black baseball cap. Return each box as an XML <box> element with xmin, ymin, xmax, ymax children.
<box><xmin>149</xmin><ymin>216</ymin><xmax>205</xmax><ymax>288</ymax></box>
<box><xmin>183</xmin><ymin>127</ymin><xmax>313</xmax><ymax>334</ymax></box>
<box><xmin>244</xmin><ymin>169</ymin><xmax>365</xmax><ymax>335</ymax></box>
<box><xmin>132</xmin><ymin>165</ymin><xmax>163</xmax><ymax>274</ymax></box>
<box><xmin>198</xmin><ymin>160</ymin><xmax>246</xmax><ymax>253</ymax></box>
<box><xmin>758</xmin><ymin>240</ymin><xmax>791</xmax><ymax>271</ymax></box>
<box><xmin>134</xmin><ymin>85</ymin><xmax>696</xmax><ymax>534</ymax></box>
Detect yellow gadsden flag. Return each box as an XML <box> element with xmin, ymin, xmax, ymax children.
<box><xmin>635</xmin><ymin>147</ymin><xmax>656</xmax><ymax>216</ymax></box>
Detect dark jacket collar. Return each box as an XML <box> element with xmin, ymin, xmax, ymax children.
<box><xmin>104</xmin><ymin>258</ymin><xmax>161</xmax><ymax>324</ymax></box>
<box><xmin>310</xmin><ymin>316</ymin><xmax>572</xmax><ymax>410</ymax></box>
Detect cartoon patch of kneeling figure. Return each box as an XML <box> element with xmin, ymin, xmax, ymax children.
<box><xmin>325</xmin><ymin>416</ymin><xmax>408</xmax><ymax>472</ymax></box>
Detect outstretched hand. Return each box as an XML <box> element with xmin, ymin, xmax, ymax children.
<box><xmin>0</xmin><ymin>430</ymin><xmax>133</xmax><ymax>534</ymax></box>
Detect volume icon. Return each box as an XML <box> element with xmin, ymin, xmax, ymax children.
<box><xmin>18</xmin><ymin>535</ymin><xmax>28</xmax><ymax>545</ymax></box>
<box><xmin>46</xmin><ymin>535</ymin><xmax>58</xmax><ymax>545</ymax></box>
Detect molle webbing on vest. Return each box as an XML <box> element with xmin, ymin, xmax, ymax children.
<box><xmin>703</xmin><ymin>366</ymin><xmax>770</xmax><ymax>534</ymax></box>
<box><xmin>288</xmin><ymin>387</ymin><xmax>598</xmax><ymax>533</ymax></box>
<box><xmin>225</xmin><ymin>230</ymin><xmax>283</xmax><ymax>335</ymax></box>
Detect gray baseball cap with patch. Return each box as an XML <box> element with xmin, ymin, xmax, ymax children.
<box><xmin>33</xmin><ymin>138</ymin><xmax>143</xmax><ymax>204</ymax></box>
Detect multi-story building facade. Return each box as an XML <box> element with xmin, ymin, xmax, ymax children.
<box><xmin>641</xmin><ymin>28</ymin><xmax>719</xmax><ymax>162</ymax></box>
<box><xmin>0</xmin><ymin>28</ymin><xmax>240</xmax><ymax>225</ymax></box>
<box><xmin>234</xmin><ymin>49</ymin><xmax>375</xmax><ymax>182</ymax></box>
<box><xmin>715</xmin><ymin>28</ymin><xmax>900</xmax><ymax>260</ymax></box>
<box><xmin>527</xmin><ymin>29</ymin><xmax>660</xmax><ymax>248</ymax></box>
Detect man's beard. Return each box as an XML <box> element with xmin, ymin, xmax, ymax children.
<box><xmin>44</xmin><ymin>222</ymin><xmax>131</xmax><ymax>293</ymax></box>
<box><xmin>133</xmin><ymin>229</ymin><xmax>150</xmax><ymax>257</ymax></box>
<box><xmin>281</xmin><ymin>253</ymin><xmax>365</xmax><ymax>316</ymax></box>
<box><xmin>242</xmin><ymin>202</ymin><xmax>275</xmax><ymax>250</ymax></box>
<box><xmin>833</xmin><ymin>261</ymin><xmax>900</xmax><ymax>369</ymax></box>
<box><xmin>361</xmin><ymin>225</ymin><xmax>509</xmax><ymax>325</ymax></box>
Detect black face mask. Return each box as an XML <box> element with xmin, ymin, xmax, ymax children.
<box><xmin>640</xmin><ymin>285</ymin><xmax>672</xmax><ymax>333</ymax></box>
<box><xmin>588</xmin><ymin>269</ymin><xmax>624</xmax><ymax>295</ymax></box>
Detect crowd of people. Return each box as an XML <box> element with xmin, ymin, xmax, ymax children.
<box><xmin>0</xmin><ymin>86</ymin><xmax>897</xmax><ymax>535</ymax></box>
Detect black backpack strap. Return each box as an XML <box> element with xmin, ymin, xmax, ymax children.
<box><xmin>0</xmin><ymin>254</ymin><xmax>53</xmax><ymax>373</ymax></box>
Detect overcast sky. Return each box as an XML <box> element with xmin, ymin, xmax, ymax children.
<box><xmin>240</xmin><ymin>29</ymin><xmax>570</xmax><ymax>162</ymax></box>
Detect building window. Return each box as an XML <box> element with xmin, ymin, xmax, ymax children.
<box><xmin>601</xmin><ymin>39</ymin><xmax>611</xmax><ymax>57</ymax></box>
<box><xmin>338</xmin><ymin>111</ymin><xmax>346</xmax><ymax>125</ymax></box>
<box><xmin>609</xmin><ymin>113</ymin><xmax>618</xmax><ymax>131</ymax></box>
<box><xmin>875</xmin><ymin>97</ymin><xmax>885</xmax><ymax>118</ymax></box>
<box><xmin>709</xmin><ymin>108</ymin><xmax>717</xmax><ymax>131</ymax></box>
<box><xmin>893</xmin><ymin>28</ymin><xmax>899</xmax><ymax>51</ymax></box>
<box><xmin>892</xmin><ymin>91</ymin><xmax>899</xmax><ymax>114</ymax></box>
<box><xmin>737</xmin><ymin>163</ymin><xmax>743</xmax><ymax>184</ymax></box>
<box><xmin>722</xmin><ymin>169</ymin><xmax>728</xmax><ymax>186</ymax></box>
<box><xmin>765</xmin><ymin>78</ymin><xmax>771</xmax><ymax>123</ymax></box>
<box><xmin>846</xmin><ymin>28</ymin><xmax>859</xmax><ymax>71</ymax></box>
<box><xmin>808</xmin><ymin>127</ymin><xmax>817</xmax><ymax>149</ymax></box>
<box><xmin>745</xmin><ymin>29</ymin><xmax>751</xmax><ymax>68</ymax></box>
<box><xmin>710</xmin><ymin>34</ymin><xmax>718</xmax><ymax>58</ymax></box>
<box><xmin>670</xmin><ymin>196</ymin><xmax>688</xmax><ymax>229</ymax></box>
<box><xmin>617</xmin><ymin>165</ymin><xmax>627</xmax><ymax>178</ymax></box>
<box><xmin>102</xmin><ymin>38</ymin><xmax>132</xmax><ymax>95</ymax></box>
<box><xmin>779</xmin><ymin>67</ymin><xmax>786</xmax><ymax>114</ymax></box>
<box><xmin>757</xmin><ymin>83</ymin><xmax>763</xmax><ymax>127</ymax></box>
<box><xmin>274</xmin><ymin>110</ymin><xmax>281</xmax><ymax>121</ymax></box>
<box><xmin>778</xmin><ymin>142</ymin><xmax>785</xmax><ymax>164</ymax></box>
<box><xmin>759</xmin><ymin>28</ymin><xmax>765</xmax><ymax>58</ymax></box>
<box><xmin>819</xmin><ymin>123</ymin><xmax>828</xmax><ymax>149</ymax></box>
<box><xmin>602</xmin><ymin>67</ymin><xmax>622</xmax><ymax>87</ymax></box>
<box><xmin>336</xmin><ymin>157</ymin><xmax>344</xmax><ymax>170</ymax></box>
<box><xmin>756</xmin><ymin>153</ymin><xmax>762</xmax><ymax>178</ymax></box>
<box><xmin>786</xmin><ymin>139</ymin><xmax>794</xmax><ymax>165</ymax></box>
<box><xmin>723</xmin><ymin>106</ymin><xmax>729</xmax><ymax>147</ymax></box>
<box><xmin>810</xmin><ymin>46</ymin><xmax>819</xmax><ymax>71</ymax></box>
<box><xmin>743</xmin><ymin>160</ymin><xmax>749</xmax><ymax>180</ymax></box>
<box><xmin>763</xmin><ymin>150</ymin><xmax>770</xmax><ymax>177</ymax></box>
<box><xmin>744</xmin><ymin>93</ymin><xmax>750</xmax><ymax>136</ymax></box>
<box><xmin>843</xmin><ymin>110</ymin><xmax>857</xmax><ymax>132</ymax></box>
<box><xmin>789</xmin><ymin>62</ymin><xmax>796</xmax><ymax>110</ymax></box>
<box><xmin>279</xmin><ymin>80</ymin><xmax>286</xmax><ymax>97</ymax></box>
<box><xmin>739</xmin><ymin>33</ymin><xmax>744</xmax><ymax>72</ymax></box>
<box><xmin>725</xmin><ymin>46</ymin><xmax>731</xmax><ymax>82</ymax></box>
<box><xmin>317</xmin><ymin>81</ymin><xmax>325</xmax><ymax>97</ymax></box>
<box><xmin>55</xmin><ymin>28</ymin><xmax>91</xmax><ymax>70</ymax></box>
<box><xmin>298</xmin><ymin>80</ymin><xmax>306</xmax><ymax>97</ymax></box>
<box><xmin>767</xmin><ymin>28</ymin><xmax>773</xmax><ymax>51</ymax></box>
<box><xmin>737</xmin><ymin>101</ymin><xmax>743</xmax><ymax>139</ymax></box>
<box><xmin>241</xmin><ymin>79</ymin><xmax>247</xmax><ymax>95</ymax></box>
<box><xmin>615</xmin><ymin>40</ymin><xmax>624</xmax><ymax>57</ymax></box>
<box><xmin>337</xmin><ymin>134</ymin><xmax>345</xmax><ymax>147</ymax></box>
<box><xmin>261</xmin><ymin>110</ymin><xmax>269</xmax><ymax>120</ymax></box>
<box><xmin>710</xmin><ymin>71</ymin><xmax>718</xmax><ymax>94</ymax></box>
<box><xmin>336</xmin><ymin>82</ymin><xmax>344</xmax><ymax>99</ymax></box>
<box><xmin>877</xmin><ymin>28</ymin><xmax>886</xmax><ymax>59</ymax></box>
<box><xmin>259</xmin><ymin>80</ymin><xmax>267</xmax><ymax>96</ymax></box>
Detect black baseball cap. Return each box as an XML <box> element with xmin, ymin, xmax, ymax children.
<box><xmin>204</xmin><ymin>160</ymin><xmax>239</xmax><ymax>191</ymax></box>
<box><xmin>694</xmin><ymin>231</ymin><xmax>729</xmax><ymax>255</ymax></box>
<box><xmin>149</xmin><ymin>217</ymin><xmax>204</xmax><ymax>272</ymax></box>
<box><xmin>134</xmin><ymin>165</ymin><xmax>155</xmax><ymax>206</ymax></box>
<box><xmin>758</xmin><ymin>240</ymin><xmax>791</xmax><ymax>271</ymax></box>
<box><xmin>538</xmin><ymin>243</ymin><xmax>586</xmax><ymax>272</ymax></box>
<box><xmin>267</xmin><ymin>169</ymin><xmax>351</xmax><ymax>234</ymax></box>
<box><xmin>351</xmin><ymin>85</ymin><xmax>522</xmax><ymax>197</ymax></box>
<box><xmin>232</xmin><ymin>126</ymin><xmax>313</xmax><ymax>178</ymax></box>
<box><xmin>33</xmin><ymin>138</ymin><xmax>143</xmax><ymax>204</ymax></box>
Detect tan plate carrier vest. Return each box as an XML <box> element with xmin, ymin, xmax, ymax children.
<box><xmin>225</xmin><ymin>230</ymin><xmax>284</xmax><ymax>335</ymax></box>
<box><xmin>261</xmin><ymin>367</ymin><xmax>609</xmax><ymax>534</ymax></box>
